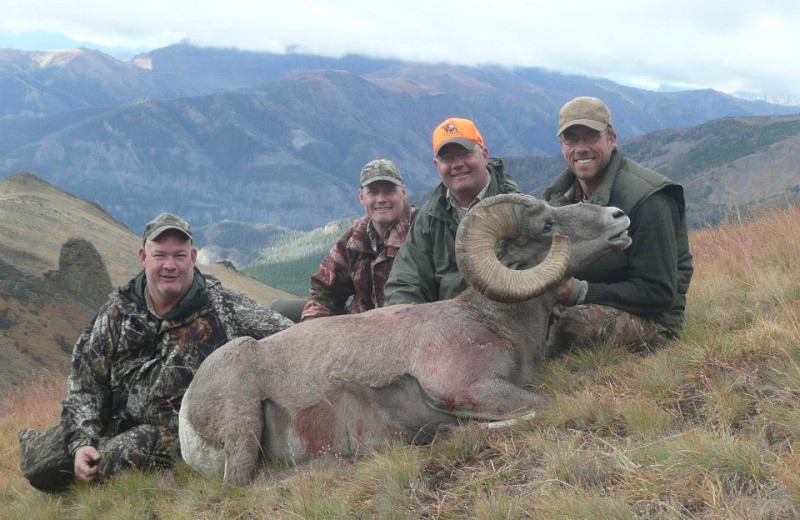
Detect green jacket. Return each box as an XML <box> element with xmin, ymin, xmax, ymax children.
<box><xmin>543</xmin><ymin>149</ymin><xmax>693</xmax><ymax>336</ymax></box>
<box><xmin>384</xmin><ymin>158</ymin><xmax>519</xmax><ymax>305</ymax></box>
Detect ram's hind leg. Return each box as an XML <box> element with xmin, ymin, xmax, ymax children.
<box><xmin>221</xmin><ymin>401</ymin><xmax>265</xmax><ymax>485</ymax></box>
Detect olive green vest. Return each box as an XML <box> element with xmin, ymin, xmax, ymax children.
<box><xmin>544</xmin><ymin>150</ymin><xmax>693</xmax><ymax>335</ymax></box>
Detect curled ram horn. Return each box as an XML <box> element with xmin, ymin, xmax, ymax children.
<box><xmin>456</xmin><ymin>194</ymin><xmax>571</xmax><ymax>303</ymax></box>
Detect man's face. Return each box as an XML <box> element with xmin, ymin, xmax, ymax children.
<box><xmin>359</xmin><ymin>180</ymin><xmax>407</xmax><ymax>228</ymax></box>
<box><xmin>560</xmin><ymin>125</ymin><xmax>617</xmax><ymax>186</ymax></box>
<box><xmin>434</xmin><ymin>142</ymin><xmax>490</xmax><ymax>206</ymax></box>
<box><xmin>138</xmin><ymin>231</ymin><xmax>197</xmax><ymax>307</ymax></box>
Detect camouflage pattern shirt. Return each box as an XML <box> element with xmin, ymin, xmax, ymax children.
<box><xmin>301</xmin><ymin>203</ymin><xmax>414</xmax><ymax>319</ymax></box>
<box><xmin>60</xmin><ymin>269</ymin><xmax>293</xmax><ymax>456</ymax></box>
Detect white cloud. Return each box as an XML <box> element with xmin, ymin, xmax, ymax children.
<box><xmin>1</xmin><ymin>0</ymin><xmax>799</xmax><ymax>102</ymax></box>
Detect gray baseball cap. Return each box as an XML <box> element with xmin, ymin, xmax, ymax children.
<box><xmin>142</xmin><ymin>212</ymin><xmax>193</xmax><ymax>244</ymax></box>
<box><xmin>557</xmin><ymin>96</ymin><xmax>614</xmax><ymax>137</ymax></box>
<box><xmin>359</xmin><ymin>159</ymin><xmax>404</xmax><ymax>187</ymax></box>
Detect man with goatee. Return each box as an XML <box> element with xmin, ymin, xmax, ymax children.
<box><xmin>543</xmin><ymin>96</ymin><xmax>693</xmax><ymax>352</ymax></box>
<box><xmin>19</xmin><ymin>212</ymin><xmax>293</xmax><ymax>492</ymax></box>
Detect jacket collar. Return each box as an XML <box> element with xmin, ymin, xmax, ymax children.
<box><xmin>545</xmin><ymin>149</ymin><xmax>622</xmax><ymax>207</ymax></box>
<box><xmin>424</xmin><ymin>157</ymin><xmax>512</xmax><ymax>223</ymax></box>
<box><xmin>123</xmin><ymin>267</ymin><xmax>210</xmax><ymax>321</ymax></box>
<box><xmin>347</xmin><ymin>202</ymin><xmax>414</xmax><ymax>254</ymax></box>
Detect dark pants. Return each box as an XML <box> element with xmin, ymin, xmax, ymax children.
<box><xmin>269</xmin><ymin>298</ymin><xmax>306</xmax><ymax>323</ymax></box>
<box><xmin>546</xmin><ymin>303</ymin><xmax>673</xmax><ymax>355</ymax></box>
<box><xmin>18</xmin><ymin>423</ymin><xmax>178</xmax><ymax>493</ymax></box>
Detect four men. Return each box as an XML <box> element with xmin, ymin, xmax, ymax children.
<box><xmin>301</xmin><ymin>159</ymin><xmax>414</xmax><ymax>319</ymax></box>
<box><xmin>19</xmin><ymin>99</ymin><xmax>693</xmax><ymax>490</ymax></box>
<box><xmin>18</xmin><ymin>213</ymin><xmax>293</xmax><ymax>492</ymax></box>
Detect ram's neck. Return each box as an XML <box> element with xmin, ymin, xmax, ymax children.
<box><xmin>456</xmin><ymin>288</ymin><xmax>559</xmax><ymax>383</ymax></box>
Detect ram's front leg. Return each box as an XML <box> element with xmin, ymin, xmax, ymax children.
<box><xmin>436</xmin><ymin>377</ymin><xmax>551</xmax><ymax>422</ymax></box>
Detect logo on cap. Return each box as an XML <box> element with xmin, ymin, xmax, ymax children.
<box><xmin>432</xmin><ymin>118</ymin><xmax>485</xmax><ymax>155</ymax></box>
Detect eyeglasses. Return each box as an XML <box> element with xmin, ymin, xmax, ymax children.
<box><xmin>558</xmin><ymin>130</ymin><xmax>606</xmax><ymax>146</ymax></box>
<box><xmin>436</xmin><ymin>146</ymin><xmax>478</xmax><ymax>164</ymax></box>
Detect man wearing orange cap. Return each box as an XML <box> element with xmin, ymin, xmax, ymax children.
<box><xmin>384</xmin><ymin>117</ymin><xmax>519</xmax><ymax>304</ymax></box>
<box><xmin>543</xmin><ymin>96</ymin><xmax>693</xmax><ymax>352</ymax></box>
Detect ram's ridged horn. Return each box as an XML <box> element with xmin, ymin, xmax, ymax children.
<box><xmin>456</xmin><ymin>194</ymin><xmax>571</xmax><ymax>303</ymax></box>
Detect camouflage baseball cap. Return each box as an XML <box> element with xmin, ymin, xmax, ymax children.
<box><xmin>557</xmin><ymin>96</ymin><xmax>614</xmax><ymax>137</ymax></box>
<box><xmin>142</xmin><ymin>212</ymin><xmax>193</xmax><ymax>244</ymax></box>
<box><xmin>360</xmin><ymin>159</ymin><xmax>404</xmax><ymax>187</ymax></box>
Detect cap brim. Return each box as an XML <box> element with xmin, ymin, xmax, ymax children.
<box><xmin>557</xmin><ymin>119</ymin><xmax>608</xmax><ymax>137</ymax></box>
<box><xmin>361</xmin><ymin>176</ymin><xmax>404</xmax><ymax>187</ymax></box>
<box><xmin>435</xmin><ymin>137</ymin><xmax>477</xmax><ymax>156</ymax></box>
<box><xmin>145</xmin><ymin>225</ymin><xmax>193</xmax><ymax>242</ymax></box>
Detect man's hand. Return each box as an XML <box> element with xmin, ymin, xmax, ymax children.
<box><xmin>74</xmin><ymin>445</ymin><xmax>101</xmax><ymax>482</ymax></box>
<box><xmin>557</xmin><ymin>278</ymin><xmax>574</xmax><ymax>304</ymax></box>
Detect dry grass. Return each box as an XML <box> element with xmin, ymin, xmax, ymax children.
<box><xmin>2</xmin><ymin>204</ymin><xmax>800</xmax><ymax>519</ymax></box>
<box><xmin>0</xmin><ymin>374</ymin><xmax>66</xmax><ymax>515</ymax></box>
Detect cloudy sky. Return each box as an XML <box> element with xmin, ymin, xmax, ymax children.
<box><xmin>1</xmin><ymin>0</ymin><xmax>799</xmax><ymax>104</ymax></box>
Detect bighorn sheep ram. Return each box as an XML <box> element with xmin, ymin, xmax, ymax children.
<box><xmin>179</xmin><ymin>194</ymin><xmax>631</xmax><ymax>484</ymax></box>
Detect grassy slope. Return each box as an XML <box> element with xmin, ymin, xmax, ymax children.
<box><xmin>2</xmin><ymin>205</ymin><xmax>800</xmax><ymax>519</ymax></box>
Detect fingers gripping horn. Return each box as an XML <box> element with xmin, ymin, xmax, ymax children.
<box><xmin>455</xmin><ymin>194</ymin><xmax>571</xmax><ymax>303</ymax></box>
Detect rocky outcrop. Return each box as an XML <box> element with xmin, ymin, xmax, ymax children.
<box><xmin>44</xmin><ymin>237</ymin><xmax>112</xmax><ymax>310</ymax></box>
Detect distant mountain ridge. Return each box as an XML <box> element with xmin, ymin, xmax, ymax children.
<box><xmin>0</xmin><ymin>43</ymin><xmax>797</xmax><ymax>232</ymax></box>
<box><xmin>622</xmin><ymin>113</ymin><xmax>800</xmax><ymax>224</ymax></box>
<box><xmin>0</xmin><ymin>44</ymin><xmax>405</xmax><ymax>117</ymax></box>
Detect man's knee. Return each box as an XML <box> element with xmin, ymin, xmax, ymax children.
<box><xmin>547</xmin><ymin>304</ymin><xmax>670</xmax><ymax>353</ymax></box>
<box><xmin>546</xmin><ymin>304</ymin><xmax>603</xmax><ymax>354</ymax></box>
<box><xmin>18</xmin><ymin>423</ymin><xmax>180</xmax><ymax>491</ymax></box>
<box><xmin>96</xmin><ymin>424</ymin><xmax>179</xmax><ymax>479</ymax></box>
<box><xmin>18</xmin><ymin>425</ymin><xmax>75</xmax><ymax>493</ymax></box>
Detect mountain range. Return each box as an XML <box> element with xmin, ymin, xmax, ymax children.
<box><xmin>1</xmin><ymin>43</ymin><xmax>797</xmax><ymax>232</ymax></box>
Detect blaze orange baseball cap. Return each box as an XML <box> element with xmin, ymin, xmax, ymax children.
<box><xmin>432</xmin><ymin>118</ymin><xmax>485</xmax><ymax>156</ymax></box>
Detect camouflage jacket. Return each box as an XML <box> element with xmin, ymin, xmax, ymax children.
<box><xmin>301</xmin><ymin>203</ymin><xmax>414</xmax><ymax>319</ymax></box>
<box><xmin>60</xmin><ymin>269</ymin><xmax>293</xmax><ymax>456</ymax></box>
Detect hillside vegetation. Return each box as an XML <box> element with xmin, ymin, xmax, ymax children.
<box><xmin>197</xmin><ymin>217</ymin><xmax>355</xmax><ymax>297</ymax></box>
<box><xmin>245</xmin><ymin>253</ymin><xmax>327</xmax><ymax>299</ymax></box>
<box><xmin>2</xmin><ymin>204</ymin><xmax>799</xmax><ymax>519</ymax></box>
